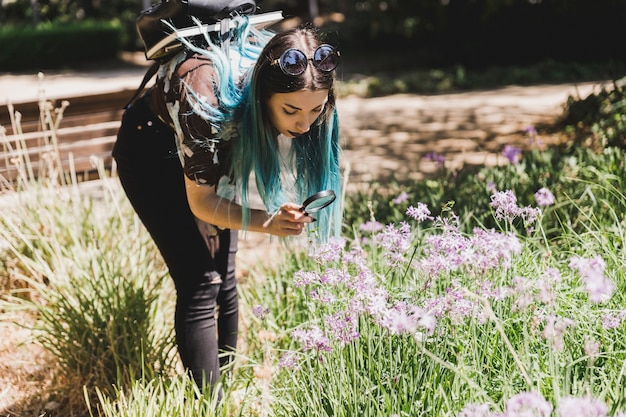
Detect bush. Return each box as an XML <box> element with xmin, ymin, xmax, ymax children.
<box><xmin>0</xmin><ymin>21</ymin><xmax>124</xmax><ymax>72</ymax></box>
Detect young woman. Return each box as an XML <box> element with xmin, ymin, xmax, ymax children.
<box><xmin>112</xmin><ymin>18</ymin><xmax>342</xmax><ymax>392</ymax></box>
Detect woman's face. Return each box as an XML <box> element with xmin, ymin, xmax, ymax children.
<box><xmin>266</xmin><ymin>89</ymin><xmax>329</xmax><ymax>138</ymax></box>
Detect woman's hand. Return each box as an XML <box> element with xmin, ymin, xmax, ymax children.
<box><xmin>185</xmin><ymin>177</ymin><xmax>313</xmax><ymax>236</ymax></box>
<box><xmin>196</xmin><ymin>219</ymin><xmax>220</xmax><ymax>257</ymax></box>
<box><xmin>262</xmin><ymin>202</ymin><xmax>314</xmax><ymax>237</ymax></box>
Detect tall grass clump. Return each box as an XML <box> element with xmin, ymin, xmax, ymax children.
<box><xmin>0</xmin><ymin>95</ymin><xmax>177</xmax><ymax>413</ymax></box>
<box><xmin>0</xmin><ymin>170</ymin><xmax>177</xmax><ymax>409</ymax></box>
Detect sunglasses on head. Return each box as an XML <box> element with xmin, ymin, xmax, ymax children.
<box><xmin>272</xmin><ymin>44</ymin><xmax>340</xmax><ymax>76</ymax></box>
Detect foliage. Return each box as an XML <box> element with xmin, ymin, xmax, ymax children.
<box><xmin>343</xmin><ymin>145</ymin><xmax>626</xmax><ymax>240</ymax></box>
<box><xmin>0</xmin><ymin>176</ymin><xmax>177</xmax><ymax>410</ymax></box>
<box><xmin>559</xmin><ymin>81</ymin><xmax>626</xmax><ymax>151</ymax></box>
<box><xmin>0</xmin><ymin>20</ymin><xmax>124</xmax><ymax>71</ymax></box>
<box><xmin>0</xmin><ymin>94</ymin><xmax>176</xmax><ymax>412</ymax></box>
<box><xmin>2</xmin><ymin>0</ymin><xmax>626</xmax><ymax>69</ymax></box>
<box><xmin>338</xmin><ymin>60</ymin><xmax>626</xmax><ymax>97</ymax></box>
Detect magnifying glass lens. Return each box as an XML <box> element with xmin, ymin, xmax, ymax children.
<box><xmin>300</xmin><ymin>190</ymin><xmax>336</xmax><ymax>214</ymax></box>
<box><xmin>304</xmin><ymin>194</ymin><xmax>335</xmax><ymax>212</ymax></box>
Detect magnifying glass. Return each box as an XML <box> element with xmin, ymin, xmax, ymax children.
<box><xmin>299</xmin><ymin>189</ymin><xmax>336</xmax><ymax>216</ymax></box>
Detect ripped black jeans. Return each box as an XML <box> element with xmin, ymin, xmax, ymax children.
<box><xmin>112</xmin><ymin>94</ymin><xmax>238</xmax><ymax>390</ymax></box>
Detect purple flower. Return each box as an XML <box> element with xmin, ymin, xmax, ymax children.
<box><xmin>278</xmin><ymin>350</ymin><xmax>299</xmax><ymax>369</ymax></box>
<box><xmin>292</xmin><ymin>325</ymin><xmax>332</xmax><ymax>352</ymax></box>
<box><xmin>504</xmin><ymin>391</ymin><xmax>552</xmax><ymax>417</ymax></box>
<box><xmin>490</xmin><ymin>190</ymin><xmax>540</xmax><ymax>225</ymax></box>
<box><xmin>379</xmin><ymin>222</ymin><xmax>412</xmax><ymax>267</ymax></box>
<box><xmin>393</xmin><ymin>191</ymin><xmax>409</xmax><ymax>205</ymax></box>
<box><xmin>359</xmin><ymin>220</ymin><xmax>384</xmax><ymax>233</ymax></box>
<box><xmin>542</xmin><ymin>314</ymin><xmax>575</xmax><ymax>351</ymax></box>
<box><xmin>309</xmin><ymin>237</ymin><xmax>345</xmax><ymax>264</ymax></box>
<box><xmin>252</xmin><ymin>304</ymin><xmax>269</xmax><ymax>319</ymax></box>
<box><xmin>325</xmin><ymin>310</ymin><xmax>360</xmax><ymax>345</ymax></box>
<box><xmin>525</xmin><ymin>125</ymin><xmax>544</xmax><ymax>146</ymax></box>
<box><xmin>557</xmin><ymin>396</ymin><xmax>608</xmax><ymax>417</ymax></box>
<box><xmin>293</xmin><ymin>270</ymin><xmax>320</xmax><ymax>287</ymax></box>
<box><xmin>601</xmin><ymin>310</ymin><xmax>626</xmax><ymax>329</ymax></box>
<box><xmin>525</xmin><ymin>125</ymin><xmax>538</xmax><ymax>136</ymax></box>
<box><xmin>490</xmin><ymin>190</ymin><xmax>521</xmax><ymax>221</ymax></box>
<box><xmin>406</xmin><ymin>202</ymin><xmax>434</xmax><ymax>222</ymax></box>
<box><xmin>424</xmin><ymin>152</ymin><xmax>446</xmax><ymax>168</ymax></box>
<box><xmin>534</xmin><ymin>187</ymin><xmax>555</xmax><ymax>206</ymax></box>
<box><xmin>502</xmin><ymin>144</ymin><xmax>522</xmax><ymax>164</ymax></box>
<box><xmin>569</xmin><ymin>255</ymin><xmax>614</xmax><ymax>303</ymax></box>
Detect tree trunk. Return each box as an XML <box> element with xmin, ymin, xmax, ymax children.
<box><xmin>309</xmin><ymin>0</ymin><xmax>319</xmax><ymax>20</ymax></box>
<box><xmin>31</xmin><ymin>0</ymin><xmax>39</xmax><ymax>25</ymax></box>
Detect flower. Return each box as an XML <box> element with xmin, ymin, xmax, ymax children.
<box><xmin>504</xmin><ymin>391</ymin><xmax>552</xmax><ymax>417</ymax></box>
<box><xmin>490</xmin><ymin>190</ymin><xmax>540</xmax><ymax>225</ymax></box>
<box><xmin>379</xmin><ymin>222</ymin><xmax>412</xmax><ymax>267</ymax></box>
<box><xmin>252</xmin><ymin>304</ymin><xmax>269</xmax><ymax>319</ymax></box>
<box><xmin>278</xmin><ymin>350</ymin><xmax>299</xmax><ymax>369</ymax></box>
<box><xmin>542</xmin><ymin>314</ymin><xmax>575</xmax><ymax>351</ymax></box>
<box><xmin>569</xmin><ymin>255</ymin><xmax>614</xmax><ymax>303</ymax></box>
<box><xmin>557</xmin><ymin>396</ymin><xmax>608</xmax><ymax>417</ymax></box>
<box><xmin>309</xmin><ymin>237</ymin><xmax>345</xmax><ymax>264</ymax></box>
<box><xmin>406</xmin><ymin>202</ymin><xmax>434</xmax><ymax>222</ymax></box>
<box><xmin>490</xmin><ymin>190</ymin><xmax>521</xmax><ymax>221</ymax></box>
<box><xmin>393</xmin><ymin>191</ymin><xmax>409</xmax><ymax>205</ymax></box>
<box><xmin>360</xmin><ymin>220</ymin><xmax>384</xmax><ymax>233</ymax></box>
<box><xmin>424</xmin><ymin>152</ymin><xmax>446</xmax><ymax>168</ymax></box>
<box><xmin>292</xmin><ymin>325</ymin><xmax>332</xmax><ymax>352</ymax></box>
<box><xmin>534</xmin><ymin>187</ymin><xmax>555</xmax><ymax>206</ymax></box>
<box><xmin>502</xmin><ymin>144</ymin><xmax>522</xmax><ymax>164</ymax></box>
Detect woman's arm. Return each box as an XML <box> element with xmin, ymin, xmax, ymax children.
<box><xmin>185</xmin><ymin>176</ymin><xmax>313</xmax><ymax>237</ymax></box>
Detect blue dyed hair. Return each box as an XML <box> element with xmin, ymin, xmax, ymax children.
<box><xmin>174</xmin><ymin>18</ymin><xmax>342</xmax><ymax>240</ymax></box>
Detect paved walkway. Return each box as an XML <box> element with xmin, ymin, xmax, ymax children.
<box><xmin>1</xmin><ymin>66</ymin><xmax>607</xmax><ymax>184</ymax></box>
<box><xmin>337</xmin><ymin>82</ymin><xmax>608</xmax><ymax>187</ymax></box>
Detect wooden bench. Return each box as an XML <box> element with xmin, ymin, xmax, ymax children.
<box><xmin>0</xmin><ymin>90</ymin><xmax>135</xmax><ymax>186</ymax></box>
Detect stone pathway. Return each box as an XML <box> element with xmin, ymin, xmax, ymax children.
<box><xmin>337</xmin><ymin>82</ymin><xmax>607</xmax><ymax>187</ymax></box>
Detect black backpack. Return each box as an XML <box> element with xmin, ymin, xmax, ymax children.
<box><xmin>137</xmin><ymin>0</ymin><xmax>259</xmax><ymax>61</ymax></box>
<box><xmin>126</xmin><ymin>0</ymin><xmax>281</xmax><ymax>108</ymax></box>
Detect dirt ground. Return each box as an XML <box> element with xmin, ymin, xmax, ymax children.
<box><xmin>0</xmin><ymin>79</ymin><xmax>611</xmax><ymax>416</ymax></box>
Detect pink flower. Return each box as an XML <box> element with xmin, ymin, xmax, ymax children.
<box><xmin>557</xmin><ymin>396</ymin><xmax>608</xmax><ymax>417</ymax></box>
<box><xmin>534</xmin><ymin>187</ymin><xmax>555</xmax><ymax>206</ymax></box>
<box><xmin>542</xmin><ymin>314</ymin><xmax>575</xmax><ymax>351</ymax></box>
<box><xmin>406</xmin><ymin>202</ymin><xmax>434</xmax><ymax>222</ymax></box>
<box><xmin>502</xmin><ymin>144</ymin><xmax>522</xmax><ymax>164</ymax></box>
<box><xmin>504</xmin><ymin>391</ymin><xmax>552</xmax><ymax>417</ymax></box>
<box><xmin>393</xmin><ymin>191</ymin><xmax>409</xmax><ymax>205</ymax></box>
<box><xmin>569</xmin><ymin>255</ymin><xmax>614</xmax><ymax>303</ymax></box>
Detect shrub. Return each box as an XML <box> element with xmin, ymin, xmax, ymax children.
<box><xmin>0</xmin><ymin>21</ymin><xmax>123</xmax><ymax>71</ymax></box>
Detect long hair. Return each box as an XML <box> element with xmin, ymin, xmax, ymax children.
<box><xmin>171</xmin><ymin>19</ymin><xmax>342</xmax><ymax>240</ymax></box>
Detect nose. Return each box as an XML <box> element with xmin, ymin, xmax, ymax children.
<box><xmin>295</xmin><ymin>115</ymin><xmax>311</xmax><ymax>134</ymax></box>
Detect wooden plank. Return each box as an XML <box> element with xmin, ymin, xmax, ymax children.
<box><xmin>0</xmin><ymin>89</ymin><xmax>134</xmax><ymax>184</ymax></box>
<box><xmin>0</xmin><ymin>89</ymin><xmax>133</xmax><ymax>135</ymax></box>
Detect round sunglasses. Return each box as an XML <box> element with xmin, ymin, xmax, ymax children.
<box><xmin>272</xmin><ymin>44</ymin><xmax>340</xmax><ymax>76</ymax></box>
